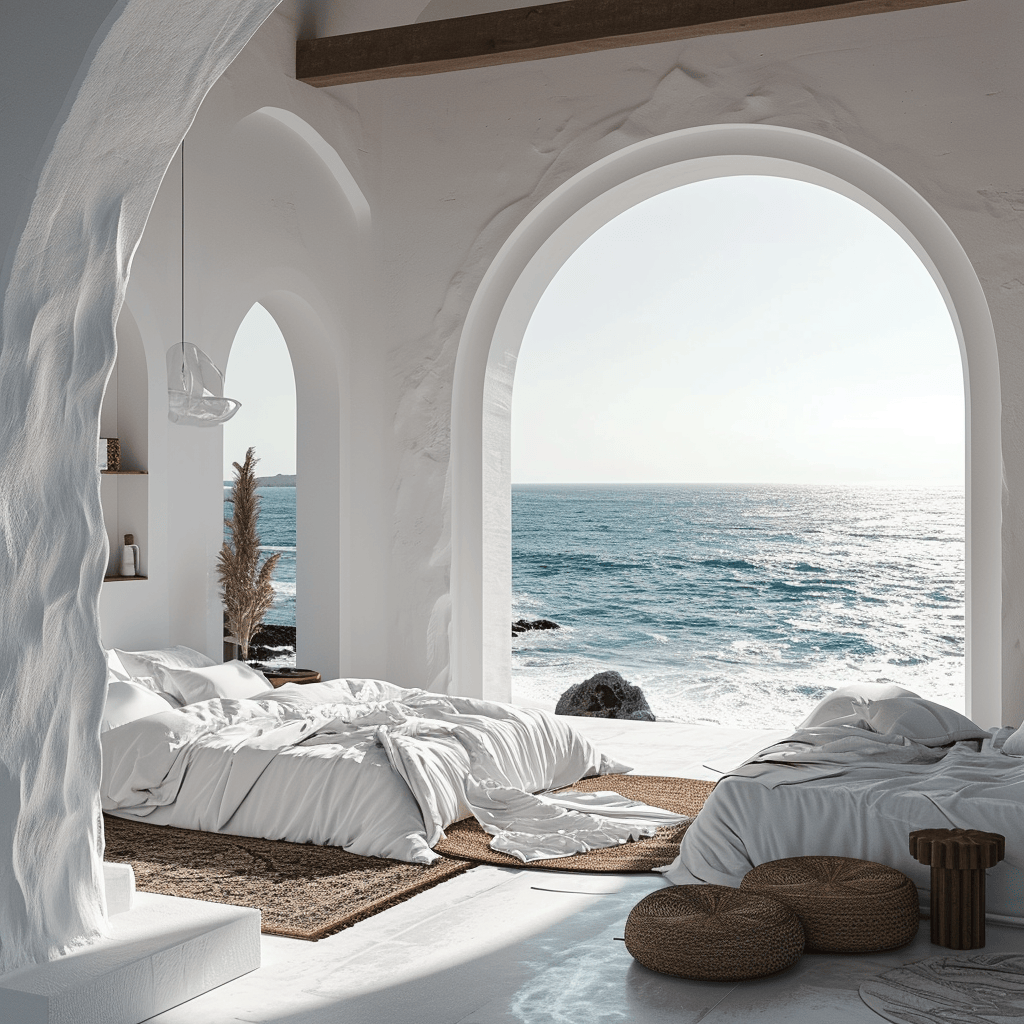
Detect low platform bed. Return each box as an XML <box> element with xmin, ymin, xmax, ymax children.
<box><xmin>663</xmin><ymin>683</ymin><xmax>1024</xmax><ymax>925</ymax></box>
<box><xmin>100</xmin><ymin>647</ymin><xmax>682</xmax><ymax>865</ymax></box>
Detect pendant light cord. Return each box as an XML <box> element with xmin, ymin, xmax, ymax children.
<box><xmin>181</xmin><ymin>139</ymin><xmax>186</xmax><ymax>383</ymax></box>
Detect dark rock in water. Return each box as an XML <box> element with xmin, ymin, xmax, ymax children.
<box><xmin>245</xmin><ymin>623</ymin><xmax>296</xmax><ymax>660</ymax></box>
<box><xmin>512</xmin><ymin>618</ymin><xmax>560</xmax><ymax>637</ymax></box>
<box><xmin>555</xmin><ymin>670</ymin><xmax>655</xmax><ymax>721</ymax></box>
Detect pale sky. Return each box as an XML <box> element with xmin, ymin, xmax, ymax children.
<box><xmin>222</xmin><ymin>177</ymin><xmax>965</xmax><ymax>486</ymax></box>
<box><xmin>223</xmin><ymin>303</ymin><xmax>296</xmax><ymax>480</ymax></box>
<box><xmin>512</xmin><ymin>176</ymin><xmax>964</xmax><ymax>485</ymax></box>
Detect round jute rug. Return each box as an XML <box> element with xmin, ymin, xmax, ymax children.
<box><xmin>860</xmin><ymin>953</ymin><xmax>1024</xmax><ymax>1023</ymax></box>
<box><xmin>431</xmin><ymin>774</ymin><xmax>716</xmax><ymax>872</ymax></box>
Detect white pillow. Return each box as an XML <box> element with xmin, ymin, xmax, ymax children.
<box><xmin>854</xmin><ymin>696</ymin><xmax>989</xmax><ymax>747</ymax></box>
<box><xmin>102</xmin><ymin>680</ymin><xmax>177</xmax><ymax>732</ymax></box>
<box><xmin>113</xmin><ymin>645</ymin><xmax>217</xmax><ymax>682</ymax></box>
<box><xmin>158</xmin><ymin>660</ymin><xmax>273</xmax><ymax>705</ymax></box>
<box><xmin>1001</xmin><ymin>723</ymin><xmax>1024</xmax><ymax>756</ymax></box>
<box><xmin>799</xmin><ymin>682</ymin><xmax>920</xmax><ymax>729</ymax></box>
<box><xmin>105</xmin><ymin>649</ymin><xmax>133</xmax><ymax>683</ymax></box>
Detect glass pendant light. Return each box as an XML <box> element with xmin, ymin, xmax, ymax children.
<box><xmin>167</xmin><ymin>140</ymin><xmax>241</xmax><ymax>427</ymax></box>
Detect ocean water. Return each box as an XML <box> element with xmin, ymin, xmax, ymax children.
<box><xmin>223</xmin><ymin>485</ymin><xmax>296</xmax><ymax>627</ymax></box>
<box><xmin>512</xmin><ymin>484</ymin><xmax>965</xmax><ymax>729</ymax></box>
<box><xmin>227</xmin><ymin>483</ymin><xmax>966</xmax><ymax>732</ymax></box>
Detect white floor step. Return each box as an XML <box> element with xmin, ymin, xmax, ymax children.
<box><xmin>0</xmin><ymin>891</ymin><xmax>259</xmax><ymax>1024</ymax></box>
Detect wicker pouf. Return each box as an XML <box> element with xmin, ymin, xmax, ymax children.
<box><xmin>624</xmin><ymin>884</ymin><xmax>805</xmax><ymax>981</ymax></box>
<box><xmin>741</xmin><ymin>856</ymin><xmax>919</xmax><ymax>953</ymax></box>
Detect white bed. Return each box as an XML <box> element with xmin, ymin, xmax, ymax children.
<box><xmin>100</xmin><ymin>648</ymin><xmax>683</xmax><ymax>865</ymax></box>
<box><xmin>662</xmin><ymin>687</ymin><xmax>1024</xmax><ymax>925</ymax></box>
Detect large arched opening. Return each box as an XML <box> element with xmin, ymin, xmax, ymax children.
<box><xmin>509</xmin><ymin>175</ymin><xmax>966</xmax><ymax>727</ymax></box>
<box><xmin>451</xmin><ymin>124</ymin><xmax>1003</xmax><ymax>727</ymax></box>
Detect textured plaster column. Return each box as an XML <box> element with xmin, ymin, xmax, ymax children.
<box><xmin>0</xmin><ymin>0</ymin><xmax>280</xmax><ymax>971</ymax></box>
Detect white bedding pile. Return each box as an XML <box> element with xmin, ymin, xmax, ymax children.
<box><xmin>102</xmin><ymin>671</ymin><xmax>683</xmax><ymax>864</ymax></box>
<box><xmin>662</xmin><ymin>686</ymin><xmax>1024</xmax><ymax>924</ymax></box>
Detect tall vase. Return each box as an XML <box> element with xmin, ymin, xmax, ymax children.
<box><xmin>120</xmin><ymin>534</ymin><xmax>140</xmax><ymax>577</ymax></box>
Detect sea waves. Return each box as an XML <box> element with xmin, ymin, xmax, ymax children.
<box><xmin>512</xmin><ymin>484</ymin><xmax>965</xmax><ymax>729</ymax></box>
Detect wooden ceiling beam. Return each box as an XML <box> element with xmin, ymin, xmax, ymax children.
<box><xmin>296</xmin><ymin>0</ymin><xmax>964</xmax><ymax>88</ymax></box>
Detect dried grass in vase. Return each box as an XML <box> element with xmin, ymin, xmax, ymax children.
<box><xmin>219</xmin><ymin>447</ymin><xmax>281</xmax><ymax>661</ymax></box>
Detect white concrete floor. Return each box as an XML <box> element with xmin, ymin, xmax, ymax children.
<box><xmin>143</xmin><ymin>719</ymin><xmax>1024</xmax><ymax>1024</ymax></box>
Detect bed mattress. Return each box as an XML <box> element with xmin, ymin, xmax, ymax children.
<box><xmin>662</xmin><ymin>736</ymin><xmax>1024</xmax><ymax>925</ymax></box>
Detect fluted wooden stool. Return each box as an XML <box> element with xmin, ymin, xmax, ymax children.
<box><xmin>909</xmin><ymin>828</ymin><xmax>1005</xmax><ymax>949</ymax></box>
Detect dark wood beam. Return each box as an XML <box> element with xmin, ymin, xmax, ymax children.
<box><xmin>297</xmin><ymin>0</ymin><xmax>964</xmax><ymax>87</ymax></box>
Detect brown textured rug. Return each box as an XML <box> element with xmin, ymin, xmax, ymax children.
<box><xmin>103</xmin><ymin>776</ymin><xmax>715</xmax><ymax>940</ymax></box>
<box><xmin>103</xmin><ymin>815</ymin><xmax>473</xmax><ymax>941</ymax></box>
<box><xmin>432</xmin><ymin>775</ymin><xmax>716</xmax><ymax>872</ymax></box>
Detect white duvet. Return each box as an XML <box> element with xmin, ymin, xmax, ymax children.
<box><xmin>661</xmin><ymin>723</ymin><xmax>1024</xmax><ymax>924</ymax></box>
<box><xmin>102</xmin><ymin>678</ymin><xmax>682</xmax><ymax>864</ymax></box>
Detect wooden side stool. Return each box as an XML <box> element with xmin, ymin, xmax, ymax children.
<box><xmin>264</xmin><ymin>668</ymin><xmax>321</xmax><ymax>687</ymax></box>
<box><xmin>909</xmin><ymin>828</ymin><xmax>1005</xmax><ymax>949</ymax></box>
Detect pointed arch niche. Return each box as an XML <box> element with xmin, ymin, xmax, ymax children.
<box><xmin>451</xmin><ymin>124</ymin><xmax>1005</xmax><ymax>726</ymax></box>
<box><xmin>182</xmin><ymin>104</ymin><xmax>368</xmax><ymax>678</ymax></box>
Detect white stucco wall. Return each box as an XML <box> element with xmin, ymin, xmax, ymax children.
<box><xmin>99</xmin><ymin>0</ymin><xmax>1023</xmax><ymax>714</ymax></box>
<box><xmin>2</xmin><ymin>0</ymin><xmax>1023</xmax><ymax>968</ymax></box>
<box><xmin>346</xmin><ymin>0</ymin><xmax>1021</xmax><ymax>716</ymax></box>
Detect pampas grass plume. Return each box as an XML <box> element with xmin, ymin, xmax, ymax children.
<box><xmin>218</xmin><ymin>447</ymin><xmax>281</xmax><ymax>661</ymax></box>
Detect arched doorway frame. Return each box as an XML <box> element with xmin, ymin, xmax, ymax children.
<box><xmin>200</xmin><ymin>106</ymin><xmax>370</xmax><ymax>679</ymax></box>
<box><xmin>451</xmin><ymin>123</ymin><xmax>1003</xmax><ymax>726</ymax></box>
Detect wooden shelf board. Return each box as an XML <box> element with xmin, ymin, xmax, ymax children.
<box><xmin>100</xmin><ymin>470</ymin><xmax>148</xmax><ymax>475</ymax></box>
<box><xmin>103</xmin><ymin>574</ymin><xmax>149</xmax><ymax>582</ymax></box>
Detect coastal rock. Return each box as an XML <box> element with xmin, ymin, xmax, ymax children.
<box><xmin>246</xmin><ymin>623</ymin><xmax>296</xmax><ymax>660</ymax></box>
<box><xmin>512</xmin><ymin>618</ymin><xmax>560</xmax><ymax>636</ymax></box>
<box><xmin>555</xmin><ymin>671</ymin><xmax>655</xmax><ymax>721</ymax></box>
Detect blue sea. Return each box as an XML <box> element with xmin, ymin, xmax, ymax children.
<box><xmin>512</xmin><ymin>484</ymin><xmax>965</xmax><ymax>729</ymax></box>
<box><xmin>224</xmin><ymin>486</ymin><xmax>296</xmax><ymax>627</ymax></box>
<box><xmin>230</xmin><ymin>483</ymin><xmax>965</xmax><ymax>730</ymax></box>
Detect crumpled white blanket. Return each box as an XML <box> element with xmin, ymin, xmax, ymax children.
<box><xmin>102</xmin><ymin>679</ymin><xmax>677</xmax><ymax>864</ymax></box>
<box><xmin>307</xmin><ymin>691</ymin><xmax>686</xmax><ymax>861</ymax></box>
<box><xmin>722</xmin><ymin>722</ymin><xmax>953</xmax><ymax>789</ymax></box>
<box><xmin>464</xmin><ymin>775</ymin><xmax>688</xmax><ymax>862</ymax></box>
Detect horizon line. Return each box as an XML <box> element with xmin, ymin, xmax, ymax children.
<box><xmin>511</xmin><ymin>480</ymin><xmax>965</xmax><ymax>488</ymax></box>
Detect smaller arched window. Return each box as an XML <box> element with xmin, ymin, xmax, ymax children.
<box><xmin>224</xmin><ymin>303</ymin><xmax>298</xmax><ymax>667</ymax></box>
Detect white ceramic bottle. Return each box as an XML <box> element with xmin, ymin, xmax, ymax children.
<box><xmin>120</xmin><ymin>534</ymin><xmax>140</xmax><ymax>577</ymax></box>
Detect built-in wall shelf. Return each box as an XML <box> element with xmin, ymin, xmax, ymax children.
<box><xmin>100</xmin><ymin>308</ymin><xmax>149</xmax><ymax>581</ymax></box>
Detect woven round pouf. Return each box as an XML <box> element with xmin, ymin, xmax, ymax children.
<box><xmin>624</xmin><ymin>885</ymin><xmax>805</xmax><ymax>982</ymax></box>
<box><xmin>741</xmin><ymin>856</ymin><xmax>919</xmax><ymax>953</ymax></box>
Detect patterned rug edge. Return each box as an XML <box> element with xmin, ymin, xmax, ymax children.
<box><xmin>103</xmin><ymin>814</ymin><xmax>476</xmax><ymax>942</ymax></box>
<box><xmin>269</xmin><ymin>859</ymin><xmax>473</xmax><ymax>941</ymax></box>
